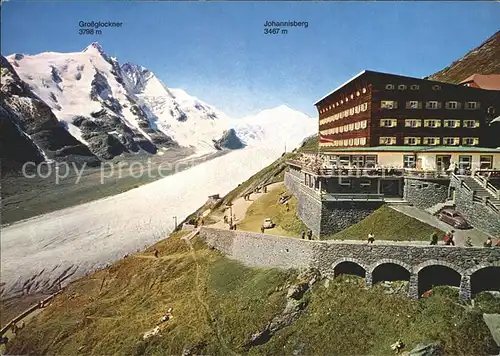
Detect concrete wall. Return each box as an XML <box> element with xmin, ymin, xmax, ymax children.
<box><xmin>198</xmin><ymin>227</ymin><xmax>500</xmax><ymax>301</ymax></box>
<box><xmin>450</xmin><ymin>178</ymin><xmax>500</xmax><ymax>236</ymax></box>
<box><xmin>403</xmin><ymin>178</ymin><xmax>449</xmax><ymax>209</ymax></box>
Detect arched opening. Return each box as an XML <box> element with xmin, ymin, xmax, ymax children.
<box><xmin>334</xmin><ymin>261</ymin><xmax>366</xmax><ymax>279</ymax></box>
<box><xmin>470</xmin><ymin>267</ymin><xmax>500</xmax><ymax>297</ymax></box>
<box><xmin>418</xmin><ymin>264</ymin><xmax>461</xmax><ymax>297</ymax></box>
<box><xmin>372</xmin><ymin>263</ymin><xmax>411</xmax><ymax>285</ymax></box>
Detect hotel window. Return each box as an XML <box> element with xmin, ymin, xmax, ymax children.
<box><xmin>361</xmin><ymin>103</ymin><xmax>368</xmax><ymax>111</ymax></box>
<box><xmin>443</xmin><ymin>137</ymin><xmax>460</xmax><ymax>145</ymax></box>
<box><xmin>406</xmin><ymin>101</ymin><xmax>420</xmax><ymax>109</ymax></box>
<box><xmin>423</xmin><ymin>137</ymin><xmax>440</xmax><ymax>145</ymax></box>
<box><xmin>443</xmin><ymin>119</ymin><xmax>461</xmax><ymax>128</ymax></box>
<box><xmin>445</xmin><ymin>101</ymin><xmax>460</xmax><ymax>109</ymax></box>
<box><xmin>404</xmin><ymin>137</ymin><xmax>421</xmax><ymax>145</ymax></box>
<box><xmin>405</xmin><ymin>119</ymin><xmax>422</xmax><ymax>128</ymax></box>
<box><xmin>362</xmin><ymin>88</ymin><xmax>367</xmax><ymax>94</ymax></box>
<box><xmin>458</xmin><ymin>155</ymin><xmax>472</xmax><ymax>170</ymax></box>
<box><xmin>432</xmin><ymin>85</ymin><xmax>441</xmax><ymax>91</ymax></box>
<box><xmin>349</xmin><ymin>108</ymin><xmax>355</xmax><ymax>116</ymax></box>
<box><xmin>380</xmin><ymin>119</ymin><xmax>398</xmax><ymax>127</ymax></box>
<box><xmin>379</xmin><ymin>136</ymin><xmax>397</xmax><ymax>145</ymax></box>
<box><xmin>356</xmin><ymin>91</ymin><xmax>360</xmax><ymax>97</ymax></box>
<box><xmin>463</xmin><ymin>137</ymin><xmax>479</xmax><ymax>146</ymax></box>
<box><xmin>355</xmin><ymin>106</ymin><xmax>360</xmax><ymax>114</ymax></box>
<box><xmin>466</xmin><ymin>101</ymin><xmax>479</xmax><ymax>110</ymax></box>
<box><xmin>339</xmin><ymin>177</ymin><xmax>351</xmax><ymax>187</ymax></box>
<box><xmin>403</xmin><ymin>155</ymin><xmax>416</xmax><ymax>168</ymax></box>
<box><xmin>348</xmin><ymin>138</ymin><xmax>354</xmax><ymax>146</ymax></box>
<box><xmin>410</xmin><ymin>84</ymin><xmax>420</xmax><ymax>90</ymax></box>
<box><xmin>349</xmin><ymin>123</ymin><xmax>354</xmax><ymax>131</ymax></box>
<box><xmin>344</xmin><ymin>124</ymin><xmax>349</xmax><ymax>132</ymax></box>
<box><xmin>341</xmin><ymin>100</ymin><xmax>344</xmax><ymax>104</ymax></box>
<box><xmin>385</xmin><ymin>84</ymin><xmax>395</xmax><ymax>90</ymax></box>
<box><xmin>480</xmin><ymin>155</ymin><xmax>493</xmax><ymax>170</ymax></box>
<box><xmin>424</xmin><ymin>119</ymin><xmax>441</xmax><ymax>128</ymax></box>
<box><xmin>346</xmin><ymin>97</ymin><xmax>349</xmax><ymax>102</ymax></box>
<box><xmin>350</xmin><ymin>94</ymin><xmax>354</xmax><ymax>99</ymax></box>
<box><xmin>343</xmin><ymin>139</ymin><xmax>349</xmax><ymax>146</ymax></box>
<box><xmin>426</xmin><ymin>101</ymin><xmax>440</xmax><ymax>109</ymax></box>
<box><xmin>354</xmin><ymin>138</ymin><xmax>360</xmax><ymax>146</ymax></box>
<box><xmin>360</xmin><ymin>120</ymin><xmax>368</xmax><ymax>129</ymax></box>
<box><xmin>398</xmin><ymin>84</ymin><xmax>407</xmax><ymax>90</ymax></box>
<box><xmin>354</xmin><ymin>122</ymin><xmax>360</xmax><ymax>130</ymax></box>
<box><xmin>339</xmin><ymin>126</ymin><xmax>344</xmax><ymax>133</ymax></box>
<box><xmin>464</xmin><ymin>120</ymin><xmax>480</xmax><ymax>128</ymax></box>
<box><xmin>488</xmin><ymin>106</ymin><xmax>495</xmax><ymax>115</ymax></box>
<box><xmin>381</xmin><ymin>100</ymin><xmax>397</xmax><ymax>109</ymax></box>
<box><xmin>362</xmin><ymin>156</ymin><xmax>375</xmax><ymax>169</ymax></box>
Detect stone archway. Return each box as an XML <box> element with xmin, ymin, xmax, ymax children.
<box><xmin>370</xmin><ymin>259</ymin><xmax>412</xmax><ymax>286</ymax></box>
<box><xmin>469</xmin><ymin>266</ymin><xmax>500</xmax><ymax>297</ymax></box>
<box><xmin>332</xmin><ymin>258</ymin><xmax>367</xmax><ymax>279</ymax></box>
<box><xmin>416</xmin><ymin>261</ymin><xmax>462</xmax><ymax>297</ymax></box>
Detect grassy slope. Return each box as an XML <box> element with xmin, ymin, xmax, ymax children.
<box><xmin>426</xmin><ymin>31</ymin><xmax>500</xmax><ymax>83</ymax></box>
<box><xmin>6</xmin><ymin>234</ymin><xmax>498</xmax><ymax>355</ymax></box>
<box><xmin>326</xmin><ymin>205</ymin><xmax>445</xmax><ymax>242</ymax></box>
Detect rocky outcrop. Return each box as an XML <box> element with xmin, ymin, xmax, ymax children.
<box><xmin>0</xmin><ymin>55</ymin><xmax>100</xmax><ymax>171</ymax></box>
<box><xmin>213</xmin><ymin>128</ymin><xmax>245</xmax><ymax>150</ymax></box>
<box><xmin>244</xmin><ymin>268</ymin><xmax>320</xmax><ymax>349</ymax></box>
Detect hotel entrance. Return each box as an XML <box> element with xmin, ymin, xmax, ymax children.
<box><xmin>436</xmin><ymin>155</ymin><xmax>452</xmax><ymax>172</ymax></box>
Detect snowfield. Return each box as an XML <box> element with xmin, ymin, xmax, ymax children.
<box><xmin>0</xmin><ymin>145</ymin><xmax>304</xmax><ymax>299</ymax></box>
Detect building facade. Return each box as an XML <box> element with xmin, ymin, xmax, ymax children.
<box><xmin>316</xmin><ymin>70</ymin><xmax>500</xmax><ymax>149</ymax></box>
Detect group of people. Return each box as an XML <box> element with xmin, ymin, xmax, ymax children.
<box><xmin>301</xmin><ymin>230</ymin><xmax>313</xmax><ymax>240</ymax></box>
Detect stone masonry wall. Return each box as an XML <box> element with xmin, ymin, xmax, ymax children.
<box><xmin>403</xmin><ymin>178</ymin><xmax>449</xmax><ymax>209</ymax></box>
<box><xmin>285</xmin><ymin>172</ymin><xmax>322</xmax><ymax>236</ymax></box>
<box><xmin>320</xmin><ymin>201</ymin><xmax>382</xmax><ymax>236</ymax></box>
<box><xmin>450</xmin><ymin>179</ymin><xmax>500</xmax><ymax>236</ymax></box>
<box><xmin>198</xmin><ymin>227</ymin><xmax>500</xmax><ymax>300</ymax></box>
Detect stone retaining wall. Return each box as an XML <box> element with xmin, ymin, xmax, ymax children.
<box><xmin>320</xmin><ymin>201</ymin><xmax>382</xmax><ymax>236</ymax></box>
<box><xmin>403</xmin><ymin>178</ymin><xmax>449</xmax><ymax>209</ymax></box>
<box><xmin>198</xmin><ymin>227</ymin><xmax>500</xmax><ymax>301</ymax></box>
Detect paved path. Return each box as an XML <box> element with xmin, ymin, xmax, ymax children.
<box><xmin>209</xmin><ymin>182</ymin><xmax>283</xmax><ymax>229</ymax></box>
<box><xmin>389</xmin><ymin>204</ymin><xmax>491</xmax><ymax>247</ymax></box>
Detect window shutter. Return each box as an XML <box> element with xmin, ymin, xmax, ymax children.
<box><xmin>444</xmin><ymin>120</ymin><xmax>449</xmax><ymax>127</ymax></box>
<box><xmin>476</xmin><ymin>102</ymin><xmax>481</xmax><ymax>109</ymax></box>
<box><xmin>475</xmin><ymin>121</ymin><xmax>480</xmax><ymax>128</ymax></box>
<box><xmin>393</xmin><ymin>101</ymin><xmax>398</xmax><ymax>109</ymax></box>
<box><xmin>418</xmin><ymin>102</ymin><xmax>423</xmax><ymax>109</ymax></box>
<box><xmin>437</xmin><ymin>102</ymin><xmax>442</xmax><ymax>109</ymax></box>
<box><xmin>436</xmin><ymin>120</ymin><xmax>442</xmax><ymax>128</ymax></box>
<box><xmin>474</xmin><ymin>138</ymin><xmax>479</xmax><ymax>145</ymax></box>
<box><xmin>457</xmin><ymin>102</ymin><xmax>462</xmax><ymax>109</ymax></box>
<box><xmin>416</xmin><ymin>120</ymin><xmax>422</xmax><ymax>127</ymax></box>
<box><xmin>404</xmin><ymin>137</ymin><xmax>409</xmax><ymax>144</ymax></box>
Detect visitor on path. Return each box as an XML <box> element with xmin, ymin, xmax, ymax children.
<box><xmin>223</xmin><ymin>215</ymin><xmax>228</xmax><ymax>224</ymax></box>
<box><xmin>307</xmin><ymin>230</ymin><xmax>313</xmax><ymax>240</ymax></box>
<box><xmin>485</xmin><ymin>237</ymin><xmax>493</xmax><ymax>247</ymax></box>
<box><xmin>264</xmin><ymin>186</ymin><xmax>267</xmax><ymax>193</ymax></box>
<box><xmin>368</xmin><ymin>232</ymin><xmax>375</xmax><ymax>244</ymax></box>
<box><xmin>465</xmin><ymin>236</ymin><xmax>473</xmax><ymax>247</ymax></box>
<box><xmin>154</xmin><ymin>248</ymin><xmax>159</xmax><ymax>258</ymax></box>
<box><xmin>261</xmin><ymin>226</ymin><xmax>265</xmax><ymax>233</ymax></box>
<box><xmin>430</xmin><ymin>232</ymin><xmax>439</xmax><ymax>245</ymax></box>
<box><xmin>301</xmin><ymin>231</ymin><xmax>305</xmax><ymax>239</ymax></box>
<box><xmin>285</xmin><ymin>202</ymin><xmax>290</xmax><ymax>212</ymax></box>
<box><xmin>10</xmin><ymin>322</ymin><xmax>18</xmax><ymax>335</ymax></box>
<box><xmin>445</xmin><ymin>230</ymin><xmax>455</xmax><ymax>246</ymax></box>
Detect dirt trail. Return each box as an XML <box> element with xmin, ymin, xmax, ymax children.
<box><xmin>209</xmin><ymin>182</ymin><xmax>283</xmax><ymax>229</ymax></box>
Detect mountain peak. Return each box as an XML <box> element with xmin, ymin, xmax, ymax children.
<box><xmin>83</xmin><ymin>42</ymin><xmax>106</xmax><ymax>56</ymax></box>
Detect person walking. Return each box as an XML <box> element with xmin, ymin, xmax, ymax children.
<box><xmin>154</xmin><ymin>248</ymin><xmax>159</xmax><ymax>258</ymax></box>
<box><xmin>445</xmin><ymin>230</ymin><xmax>455</xmax><ymax>246</ymax></box>
<box><xmin>430</xmin><ymin>232</ymin><xmax>439</xmax><ymax>245</ymax></box>
<box><xmin>261</xmin><ymin>225</ymin><xmax>265</xmax><ymax>234</ymax></box>
<box><xmin>301</xmin><ymin>231</ymin><xmax>305</xmax><ymax>240</ymax></box>
<box><xmin>307</xmin><ymin>230</ymin><xmax>313</xmax><ymax>240</ymax></box>
<box><xmin>484</xmin><ymin>237</ymin><xmax>493</xmax><ymax>248</ymax></box>
<box><xmin>367</xmin><ymin>232</ymin><xmax>375</xmax><ymax>244</ymax></box>
<box><xmin>285</xmin><ymin>201</ymin><xmax>290</xmax><ymax>212</ymax></box>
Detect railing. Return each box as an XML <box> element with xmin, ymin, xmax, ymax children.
<box><xmin>473</xmin><ymin>170</ymin><xmax>500</xmax><ymax>199</ymax></box>
<box><xmin>321</xmin><ymin>193</ymin><xmax>386</xmax><ymax>202</ymax></box>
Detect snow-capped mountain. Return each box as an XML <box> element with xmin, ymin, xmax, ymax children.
<box><xmin>121</xmin><ymin>63</ymin><xmax>239</xmax><ymax>153</ymax></box>
<box><xmin>232</xmin><ymin>105</ymin><xmax>317</xmax><ymax>151</ymax></box>
<box><xmin>2</xmin><ymin>42</ymin><xmax>315</xmax><ymax>170</ymax></box>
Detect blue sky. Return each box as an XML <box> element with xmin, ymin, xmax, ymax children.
<box><xmin>1</xmin><ymin>1</ymin><xmax>499</xmax><ymax>118</ymax></box>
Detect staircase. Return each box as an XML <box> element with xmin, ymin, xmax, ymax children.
<box><xmin>460</xmin><ymin>176</ymin><xmax>500</xmax><ymax>213</ymax></box>
<box><xmin>426</xmin><ymin>200</ymin><xmax>455</xmax><ymax>215</ymax></box>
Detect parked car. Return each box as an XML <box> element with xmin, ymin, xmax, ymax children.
<box><xmin>263</xmin><ymin>218</ymin><xmax>275</xmax><ymax>229</ymax></box>
<box><xmin>279</xmin><ymin>195</ymin><xmax>291</xmax><ymax>204</ymax></box>
<box><xmin>438</xmin><ymin>208</ymin><xmax>471</xmax><ymax>229</ymax></box>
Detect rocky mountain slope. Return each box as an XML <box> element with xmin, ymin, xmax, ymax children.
<box><xmin>0</xmin><ymin>55</ymin><xmax>100</xmax><ymax>172</ymax></box>
<box><xmin>426</xmin><ymin>31</ymin><xmax>500</xmax><ymax>83</ymax></box>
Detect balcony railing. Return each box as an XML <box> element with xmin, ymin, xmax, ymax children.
<box><xmin>321</xmin><ymin>193</ymin><xmax>386</xmax><ymax>202</ymax></box>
